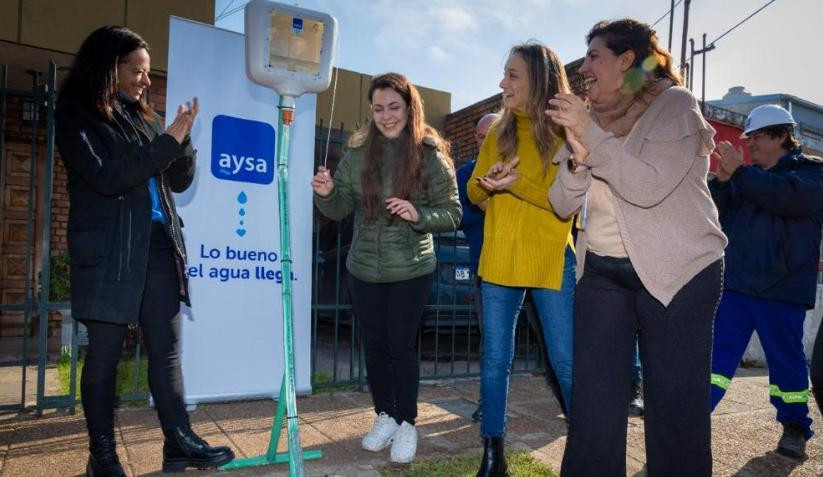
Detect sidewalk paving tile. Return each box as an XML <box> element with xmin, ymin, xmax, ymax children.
<box><xmin>1</xmin><ymin>369</ymin><xmax>823</xmax><ymax>476</ymax></box>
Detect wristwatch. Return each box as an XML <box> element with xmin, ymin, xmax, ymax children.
<box><xmin>567</xmin><ymin>154</ymin><xmax>590</xmax><ymax>173</ymax></box>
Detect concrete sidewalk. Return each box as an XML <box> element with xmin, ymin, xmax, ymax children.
<box><xmin>0</xmin><ymin>368</ymin><xmax>821</xmax><ymax>476</ymax></box>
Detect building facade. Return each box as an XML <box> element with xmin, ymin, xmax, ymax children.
<box><xmin>0</xmin><ymin>1</ymin><xmax>450</xmax><ymax>344</ymax></box>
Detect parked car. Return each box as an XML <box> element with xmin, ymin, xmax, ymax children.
<box><xmin>311</xmin><ymin>216</ymin><xmax>475</xmax><ymax>331</ymax></box>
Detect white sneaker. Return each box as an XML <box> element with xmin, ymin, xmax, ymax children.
<box><xmin>390</xmin><ymin>421</ymin><xmax>417</xmax><ymax>464</ymax></box>
<box><xmin>361</xmin><ymin>412</ymin><xmax>399</xmax><ymax>452</ymax></box>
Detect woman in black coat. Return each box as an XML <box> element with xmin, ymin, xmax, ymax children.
<box><xmin>55</xmin><ymin>26</ymin><xmax>234</xmax><ymax>476</ymax></box>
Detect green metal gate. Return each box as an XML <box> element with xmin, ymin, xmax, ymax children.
<box><xmin>0</xmin><ymin>60</ymin><xmax>79</xmax><ymax>414</ymax></box>
<box><xmin>1</xmin><ymin>60</ymin><xmax>148</xmax><ymax>416</ymax></box>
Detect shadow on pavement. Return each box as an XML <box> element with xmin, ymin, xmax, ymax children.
<box><xmin>732</xmin><ymin>451</ymin><xmax>804</xmax><ymax>477</ymax></box>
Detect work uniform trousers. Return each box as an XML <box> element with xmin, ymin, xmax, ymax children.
<box><xmin>711</xmin><ymin>290</ymin><xmax>813</xmax><ymax>438</ymax></box>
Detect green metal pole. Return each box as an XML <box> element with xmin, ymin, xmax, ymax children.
<box><xmin>275</xmin><ymin>95</ymin><xmax>304</xmax><ymax>477</ymax></box>
<box><xmin>219</xmin><ymin>95</ymin><xmax>322</xmax><ymax>474</ymax></box>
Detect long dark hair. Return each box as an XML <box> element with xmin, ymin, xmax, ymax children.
<box><xmin>586</xmin><ymin>19</ymin><xmax>682</xmax><ymax>92</ymax></box>
<box><xmin>59</xmin><ymin>25</ymin><xmax>154</xmax><ymax>120</ymax></box>
<box><xmin>348</xmin><ymin>72</ymin><xmax>451</xmax><ymax>222</ymax></box>
<box><xmin>496</xmin><ymin>42</ymin><xmax>570</xmax><ymax>172</ymax></box>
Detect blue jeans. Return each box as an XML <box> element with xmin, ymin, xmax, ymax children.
<box><xmin>480</xmin><ymin>247</ymin><xmax>575</xmax><ymax>437</ymax></box>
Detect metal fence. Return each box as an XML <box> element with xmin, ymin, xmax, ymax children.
<box><xmin>0</xmin><ymin>61</ymin><xmax>84</xmax><ymax>414</ymax></box>
<box><xmin>0</xmin><ymin>61</ymin><xmax>156</xmax><ymax>415</ymax></box>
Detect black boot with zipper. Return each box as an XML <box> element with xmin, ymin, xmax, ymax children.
<box><xmin>162</xmin><ymin>426</ymin><xmax>234</xmax><ymax>472</ymax></box>
<box><xmin>476</xmin><ymin>436</ymin><xmax>509</xmax><ymax>477</ymax></box>
<box><xmin>86</xmin><ymin>434</ymin><xmax>126</xmax><ymax>477</ymax></box>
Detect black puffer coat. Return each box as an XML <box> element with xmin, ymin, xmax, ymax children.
<box><xmin>55</xmin><ymin>96</ymin><xmax>194</xmax><ymax>324</ymax></box>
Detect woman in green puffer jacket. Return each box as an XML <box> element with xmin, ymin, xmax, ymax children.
<box><xmin>312</xmin><ymin>72</ymin><xmax>461</xmax><ymax>465</ymax></box>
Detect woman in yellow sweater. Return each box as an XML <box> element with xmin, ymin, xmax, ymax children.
<box><xmin>468</xmin><ymin>42</ymin><xmax>575</xmax><ymax>476</ymax></box>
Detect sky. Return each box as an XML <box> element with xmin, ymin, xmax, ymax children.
<box><xmin>215</xmin><ymin>0</ymin><xmax>823</xmax><ymax>112</ymax></box>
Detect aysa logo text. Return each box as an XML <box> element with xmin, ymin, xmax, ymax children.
<box><xmin>211</xmin><ymin>115</ymin><xmax>275</xmax><ymax>185</ymax></box>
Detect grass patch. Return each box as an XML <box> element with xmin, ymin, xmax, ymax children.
<box><xmin>311</xmin><ymin>371</ymin><xmax>359</xmax><ymax>394</ymax></box>
<box><xmin>58</xmin><ymin>347</ymin><xmax>150</xmax><ymax>406</ymax></box>
<box><xmin>378</xmin><ymin>450</ymin><xmax>557</xmax><ymax>477</ymax></box>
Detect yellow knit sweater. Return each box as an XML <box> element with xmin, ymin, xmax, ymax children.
<box><xmin>467</xmin><ymin>111</ymin><xmax>573</xmax><ymax>290</ymax></box>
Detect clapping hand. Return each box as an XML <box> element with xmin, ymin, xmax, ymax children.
<box><xmin>476</xmin><ymin>156</ymin><xmax>520</xmax><ymax>192</ymax></box>
<box><xmin>166</xmin><ymin>97</ymin><xmax>199</xmax><ymax>144</ymax></box>
<box><xmin>546</xmin><ymin>93</ymin><xmax>591</xmax><ymax>139</ymax></box>
<box><xmin>712</xmin><ymin>141</ymin><xmax>744</xmax><ymax>182</ymax></box>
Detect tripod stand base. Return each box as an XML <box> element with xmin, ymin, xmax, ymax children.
<box><xmin>219</xmin><ymin>450</ymin><xmax>323</xmax><ymax>470</ymax></box>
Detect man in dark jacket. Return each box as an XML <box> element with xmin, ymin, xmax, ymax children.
<box><xmin>709</xmin><ymin>104</ymin><xmax>823</xmax><ymax>459</ymax></box>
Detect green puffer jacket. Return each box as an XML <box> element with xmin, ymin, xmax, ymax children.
<box><xmin>314</xmin><ymin>137</ymin><xmax>462</xmax><ymax>283</ymax></box>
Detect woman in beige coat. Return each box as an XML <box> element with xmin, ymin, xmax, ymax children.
<box><xmin>547</xmin><ymin>19</ymin><xmax>726</xmax><ymax>477</ymax></box>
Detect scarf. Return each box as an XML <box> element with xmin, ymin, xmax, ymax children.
<box><xmin>590</xmin><ymin>77</ymin><xmax>674</xmax><ymax>137</ymax></box>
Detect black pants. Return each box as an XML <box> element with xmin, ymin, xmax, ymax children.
<box><xmin>348</xmin><ymin>272</ymin><xmax>432</xmax><ymax>426</ymax></box>
<box><xmin>562</xmin><ymin>253</ymin><xmax>722</xmax><ymax>477</ymax></box>
<box><xmin>82</xmin><ymin>222</ymin><xmax>188</xmax><ymax>437</ymax></box>
<box><xmin>811</xmin><ymin>313</ymin><xmax>823</xmax><ymax>416</ymax></box>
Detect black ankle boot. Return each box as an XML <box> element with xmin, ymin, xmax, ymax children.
<box><xmin>776</xmin><ymin>422</ymin><xmax>808</xmax><ymax>459</ymax></box>
<box><xmin>86</xmin><ymin>434</ymin><xmax>125</xmax><ymax>477</ymax></box>
<box><xmin>476</xmin><ymin>436</ymin><xmax>508</xmax><ymax>477</ymax></box>
<box><xmin>162</xmin><ymin>426</ymin><xmax>235</xmax><ymax>472</ymax></box>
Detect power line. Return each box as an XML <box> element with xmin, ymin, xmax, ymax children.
<box><xmin>215</xmin><ymin>3</ymin><xmax>247</xmax><ymax>22</ymax></box>
<box><xmin>216</xmin><ymin>0</ymin><xmax>238</xmax><ymax>22</ymax></box>
<box><xmin>708</xmin><ymin>0</ymin><xmax>778</xmax><ymax>46</ymax></box>
<box><xmin>651</xmin><ymin>0</ymin><xmax>683</xmax><ymax>27</ymax></box>
<box><xmin>676</xmin><ymin>0</ymin><xmax>779</xmax><ymax>71</ymax></box>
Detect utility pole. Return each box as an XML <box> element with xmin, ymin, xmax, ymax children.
<box><xmin>689</xmin><ymin>38</ymin><xmax>695</xmax><ymax>90</ymax></box>
<box><xmin>668</xmin><ymin>0</ymin><xmax>675</xmax><ymax>51</ymax></box>
<box><xmin>679</xmin><ymin>0</ymin><xmax>691</xmax><ymax>79</ymax></box>
<box><xmin>696</xmin><ymin>34</ymin><xmax>715</xmax><ymax>114</ymax></box>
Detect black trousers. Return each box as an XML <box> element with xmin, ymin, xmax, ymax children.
<box><xmin>562</xmin><ymin>253</ymin><xmax>722</xmax><ymax>477</ymax></box>
<box><xmin>81</xmin><ymin>222</ymin><xmax>188</xmax><ymax>437</ymax></box>
<box><xmin>348</xmin><ymin>272</ymin><xmax>432</xmax><ymax>426</ymax></box>
<box><xmin>811</xmin><ymin>312</ymin><xmax>823</xmax><ymax>416</ymax></box>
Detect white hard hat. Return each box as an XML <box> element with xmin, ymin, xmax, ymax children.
<box><xmin>741</xmin><ymin>104</ymin><xmax>796</xmax><ymax>138</ymax></box>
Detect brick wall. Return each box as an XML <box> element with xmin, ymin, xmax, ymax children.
<box><xmin>146</xmin><ymin>74</ymin><xmax>167</xmax><ymax>117</ymax></box>
<box><xmin>49</xmin><ymin>159</ymin><xmax>68</xmax><ymax>256</ymax></box>
<box><xmin>444</xmin><ymin>59</ymin><xmax>584</xmax><ymax>164</ymax></box>
<box><xmin>1</xmin><ymin>93</ymin><xmax>64</xmax><ymax>338</ymax></box>
<box><xmin>444</xmin><ymin>94</ymin><xmax>502</xmax><ymax>164</ymax></box>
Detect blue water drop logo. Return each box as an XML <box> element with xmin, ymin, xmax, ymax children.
<box><xmin>236</xmin><ymin>191</ymin><xmax>248</xmax><ymax>237</ymax></box>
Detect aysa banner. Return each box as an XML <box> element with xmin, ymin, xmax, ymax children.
<box><xmin>166</xmin><ymin>17</ymin><xmax>315</xmax><ymax>402</ymax></box>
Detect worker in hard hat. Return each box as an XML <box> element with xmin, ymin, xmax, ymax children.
<box><xmin>709</xmin><ymin>104</ymin><xmax>823</xmax><ymax>459</ymax></box>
